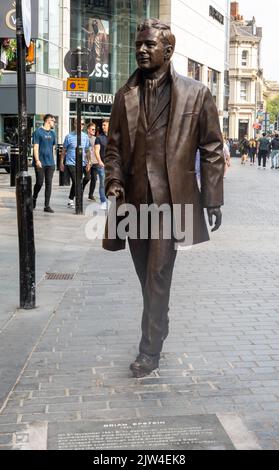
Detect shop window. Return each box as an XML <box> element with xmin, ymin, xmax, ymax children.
<box><xmin>188</xmin><ymin>59</ymin><xmax>202</xmax><ymax>82</ymax></box>
<box><xmin>0</xmin><ymin>39</ymin><xmax>35</xmax><ymax>72</ymax></box>
<box><xmin>69</xmin><ymin>0</ymin><xmax>160</xmax><ymax>96</ymax></box>
<box><xmin>208</xmin><ymin>68</ymin><xmax>219</xmax><ymax>103</ymax></box>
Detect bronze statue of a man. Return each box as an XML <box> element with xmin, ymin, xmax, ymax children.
<box><xmin>103</xmin><ymin>19</ymin><xmax>224</xmax><ymax>378</ymax></box>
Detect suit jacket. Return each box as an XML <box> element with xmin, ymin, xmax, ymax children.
<box><xmin>125</xmin><ymin>76</ymin><xmax>172</xmax><ymax>209</ymax></box>
<box><xmin>103</xmin><ymin>64</ymin><xmax>224</xmax><ymax>251</ymax></box>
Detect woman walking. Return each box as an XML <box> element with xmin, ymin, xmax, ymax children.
<box><xmin>248</xmin><ymin>138</ymin><xmax>257</xmax><ymax>165</ymax></box>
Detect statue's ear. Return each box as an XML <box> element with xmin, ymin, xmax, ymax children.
<box><xmin>164</xmin><ymin>45</ymin><xmax>174</xmax><ymax>60</ymax></box>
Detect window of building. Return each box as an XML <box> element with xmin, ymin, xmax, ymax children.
<box><xmin>35</xmin><ymin>0</ymin><xmax>62</xmax><ymax>77</ymax></box>
<box><xmin>208</xmin><ymin>68</ymin><xmax>219</xmax><ymax>104</ymax></box>
<box><xmin>241</xmin><ymin>50</ymin><xmax>248</xmax><ymax>67</ymax></box>
<box><xmin>188</xmin><ymin>59</ymin><xmax>202</xmax><ymax>82</ymax></box>
<box><xmin>240</xmin><ymin>81</ymin><xmax>248</xmax><ymax>101</ymax></box>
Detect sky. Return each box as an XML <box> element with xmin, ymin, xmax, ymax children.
<box><xmin>239</xmin><ymin>0</ymin><xmax>279</xmax><ymax>82</ymax></box>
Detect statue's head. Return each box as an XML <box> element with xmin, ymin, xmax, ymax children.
<box><xmin>135</xmin><ymin>19</ymin><xmax>175</xmax><ymax>74</ymax></box>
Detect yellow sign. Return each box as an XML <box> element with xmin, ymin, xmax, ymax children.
<box><xmin>67</xmin><ymin>78</ymin><xmax>89</xmax><ymax>92</ymax></box>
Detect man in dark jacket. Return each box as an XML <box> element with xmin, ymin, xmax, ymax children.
<box><xmin>103</xmin><ymin>19</ymin><xmax>224</xmax><ymax>378</ymax></box>
<box><xmin>257</xmin><ymin>133</ymin><xmax>271</xmax><ymax>169</ymax></box>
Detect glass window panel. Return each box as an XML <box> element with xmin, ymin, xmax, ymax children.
<box><xmin>49</xmin><ymin>43</ymin><xmax>60</xmax><ymax>77</ymax></box>
<box><xmin>49</xmin><ymin>0</ymin><xmax>60</xmax><ymax>45</ymax></box>
<box><xmin>208</xmin><ymin>67</ymin><xmax>219</xmax><ymax>104</ymax></box>
<box><xmin>188</xmin><ymin>59</ymin><xmax>195</xmax><ymax>79</ymax></box>
<box><xmin>35</xmin><ymin>39</ymin><xmax>49</xmax><ymax>74</ymax></box>
<box><xmin>240</xmin><ymin>81</ymin><xmax>248</xmax><ymax>101</ymax></box>
<box><xmin>38</xmin><ymin>0</ymin><xmax>49</xmax><ymax>40</ymax></box>
<box><xmin>188</xmin><ymin>59</ymin><xmax>202</xmax><ymax>82</ymax></box>
<box><xmin>242</xmin><ymin>50</ymin><xmax>248</xmax><ymax>66</ymax></box>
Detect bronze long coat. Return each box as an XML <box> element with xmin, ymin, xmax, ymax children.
<box><xmin>103</xmin><ymin>64</ymin><xmax>224</xmax><ymax>251</ymax></box>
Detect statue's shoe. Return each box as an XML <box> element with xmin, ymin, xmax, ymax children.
<box><xmin>130</xmin><ymin>353</ymin><xmax>159</xmax><ymax>378</ymax></box>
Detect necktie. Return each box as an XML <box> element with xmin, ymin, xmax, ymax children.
<box><xmin>144</xmin><ymin>79</ymin><xmax>157</xmax><ymax>125</ymax></box>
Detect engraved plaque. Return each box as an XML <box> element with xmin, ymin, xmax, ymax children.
<box><xmin>48</xmin><ymin>415</ymin><xmax>235</xmax><ymax>450</ymax></box>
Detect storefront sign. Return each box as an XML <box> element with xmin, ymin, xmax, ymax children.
<box><xmin>209</xmin><ymin>5</ymin><xmax>224</xmax><ymax>25</ymax></box>
<box><xmin>0</xmin><ymin>0</ymin><xmax>38</xmax><ymax>38</ymax></box>
<box><xmin>88</xmin><ymin>93</ymin><xmax>114</xmax><ymax>105</ymax></box>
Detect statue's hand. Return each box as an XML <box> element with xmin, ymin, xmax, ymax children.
<box><xmin>207</xmin><ymin>207</ymin><xmax>222</xmax><ymax>232</ymax></box>
<box><xmin>107</xmin><ymin>181</ymin><xmax>125</xmax><ymax>200</ymax></box>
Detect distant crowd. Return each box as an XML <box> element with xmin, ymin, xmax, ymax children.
<box><xmin>225</xmin><ymin>133</ymin><xmax>279</xmax><ymax>170</ymax></box>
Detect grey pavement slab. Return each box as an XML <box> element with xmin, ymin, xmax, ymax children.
<box><xmin>0</xmin><ymin>160</ymin><xmax>279</xmax><ymax>449</ymax></box>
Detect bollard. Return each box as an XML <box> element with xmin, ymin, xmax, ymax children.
<box><xmin>57</xmin><ymin>145</ymin><xmax>70</xmax><ymax>186</ymax></box>
<box><xmin>10</xmin><ymin>146</ymin><xmax>19</xmax><ymax>187</ymax></box>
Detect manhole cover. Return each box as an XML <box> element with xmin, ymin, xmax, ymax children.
<box><xmin>45</xmin><ymin>273</ymin><xmax>75</xmax><ymax>280</ymax></box>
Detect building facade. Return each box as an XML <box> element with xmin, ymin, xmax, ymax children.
<box><xmin>159</xmin><ymin>0</ymin><xmax>231</xmax><ymax>133</ymax></box>
<box><xmin>229</xmin><ymin>2</ymin><xmax>263</xmax><ymax>140</ymax></box>
<box><xmin>0</xmin><ymin>0</ymin><xmax>70</xmax><ymax>144</ymax></box>
<box><xmin>0</xmin><ymin>0</ymin><xmax>159</xmax><ymax>143</ymax></box>
<box><xmin>0</xmin><ymin>0</ymin><xmax>231</xmax><ymax>142</ymax></box>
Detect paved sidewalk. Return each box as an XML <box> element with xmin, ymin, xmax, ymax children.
<box><xmin>0</xmin><ymin>161</ymin><xmax>279</xmax><ymax>449</ymax></box>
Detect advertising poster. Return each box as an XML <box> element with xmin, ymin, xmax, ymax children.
<box><xmin>83</xmin><ymin>18</ymin><xmax>109</xmax><ymax>79</ymax></box>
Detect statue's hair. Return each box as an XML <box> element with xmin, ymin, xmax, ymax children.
<box><xmin>137</xmin><ymin>18</ymin><xmax>176</xmax><ymax>49</ymax></box>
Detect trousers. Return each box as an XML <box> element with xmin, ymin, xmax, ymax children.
<box><xmin>83</xmin><ymin>164</ymin><xmax>106</xmax><ymax>202</ymax></box>
<box><xmin>128</xmin><ymin>210</ymin><xmax>177</xmax><ymax>357</ymax></box>
<box><xmin>258</xmin><ymin>150</ymin><xmax>268</xmax><ymax>168</ymax></box>
<box><xmin>66</xmin><ymin>164</ymin><xmax>87</xmax><ymax>200</ymax></box>
<box><xmin>33</xmin><ymin>165</ymin><xmax>55</xmax><ymax>207</ymax></box>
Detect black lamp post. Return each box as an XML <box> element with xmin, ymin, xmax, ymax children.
<box><xmin>16</xmin><ymin>0</ymin><xmax>36</xmax><ymax>309</ymax></box>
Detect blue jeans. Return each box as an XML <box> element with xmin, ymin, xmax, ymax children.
<box><xmin>83</xmin><ymin>164</ymin><xmax>106</xmax><ymax>202</ymax></box>
<box><xmin>270</xmin><ymin>150</ymin><xmax>279</xmax><ymax>168</ymax></box>
<box><xmin>96</xmin><ymin>166</ymin><xmax>106</xmax><ymax>203</ymax></box>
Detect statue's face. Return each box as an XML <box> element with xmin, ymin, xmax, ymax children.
<box><xmin>135</xmin><ymin>29</ymin><xmax>168</xmax><ymax>72</ymax></box>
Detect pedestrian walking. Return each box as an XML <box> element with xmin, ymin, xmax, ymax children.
<box><xmin>94</xmin><ymin>119</ymin><xmax>109</xmax><ymax>210</ymax></box>
<box><xmin>83</xmin><ymin>122</ymin><xmax>98</xmax><ymax>201</ymax></box>
<box><xmin>248</xmin><ymin>138</ymin><xmax>257</xmax><ymax>165</ymax></box>
<box><xmin>32</xmin><ymin>114</ymin><xmax>56</xmax><ymax>213</ymax></box>
<box><xmin>60</xmin><ymin>118</ymin><xmax>91</xmax><ymax>208</ymax></box>
<box><xmin>257</xmin><ymin>133</ymin><xmax>271</xmax><ymax>169</ymax></box>
<box><xmin>239</xmin><ymin>135</ymin><xmax>249</xmax><ymax>165</ymax></box>
<box><xmin>270</xmin><ymin>132</ymin><xmax>279</xmax><ymax>169</ymax></box>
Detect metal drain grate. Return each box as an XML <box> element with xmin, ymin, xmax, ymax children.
<box><xmin>45</xmin><ymin>273</ymin><xmax>75</xmax><ymax>280</ymax></box>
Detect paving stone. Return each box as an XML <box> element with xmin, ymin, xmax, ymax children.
<box><xmin>0</xmin><ymin>434</ymin><xmax>13</xmax><ymax>445</ymax></box>
<box><xmin>1</xmin><ymin>163</ymin><xmax>279</xmax><ymax>449</ymax></box>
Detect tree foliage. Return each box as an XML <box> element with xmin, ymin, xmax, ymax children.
<box><xmin>266</xmin><ymin>95</ymin><xmax>279</xmax><ymax>123</ymax></box>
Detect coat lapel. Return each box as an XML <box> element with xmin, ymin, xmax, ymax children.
<box><xmin>124</xmin><ymin>69</ymin><xmax>142</xmax><ymax>152</ymax></box>
<box><xmin>166</xmin><ymin>64</ymin><xmax>186</xmax><ymax>156</ymax></box>
<box><xmin>124</xmin><ymin>87</ymin><xmax>140</xmax><ymax>152</ymax></box>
